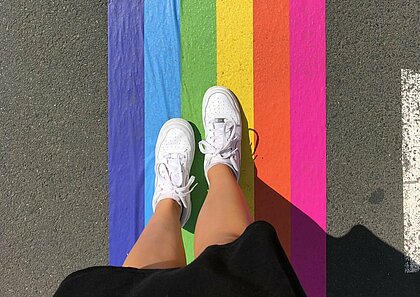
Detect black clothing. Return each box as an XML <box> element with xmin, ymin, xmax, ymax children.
<box><xmin>54</xmin><ymin>221</ymin><xmax>306</xmax><ymax>297</ymax></box>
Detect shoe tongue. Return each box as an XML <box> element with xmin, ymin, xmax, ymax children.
<box><xmin>166</xmin><ymin>158</ymin><xmax>183</xmax><ymax>187</ymax></box>
<box><xmin>212</xmin><ymin>118</ymin><xmax>228</xmax><ymax>149</ymax></box>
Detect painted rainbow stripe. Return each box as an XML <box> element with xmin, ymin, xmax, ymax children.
<box><xmin>108</xmin><ymin>1</ymin><xmax>325</xmax><ymax>295</ymax></box>
<box><xmin>108</xmin><ymin>0</ymin><xmax>145</xmax><ymax>266</ymax></box>
<box><xmin>290</xmin><ymin>1</ymin><xmax>326</xmax><ymax>296</ymax></box>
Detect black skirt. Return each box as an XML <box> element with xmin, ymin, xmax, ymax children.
<box><xmin>54</xmin><ymin>221</ymin><xmax>306</xmax><ymax>297</ymax></box>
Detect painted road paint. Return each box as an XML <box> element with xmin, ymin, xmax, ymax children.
<box><xmin>109</xmin><ymin>2</ymin><xmax>327</xmax><ymax>292</ymax></box>
<box><xmin>108</xmin><ymin>0</ymin><xmax>145</xmax><ymax>266</ymax></box>
<box><xmin>402</xmin><ymin>69</ymin><xmax>420</xmax><ymax>273</ymax></box>
<box><xmin>144</xmin><ymin>0</ymin><xmax>182</xmax><ymax>225</ymax></box>
<box><xmin>253</xmin><ymin>0</ymin><xmax>291</xmax><ymax>256</ymax></box>
<box><xmin>217</xmin><ymin>0</ymin><xmax>255</xmax><ymax>214</ymax></box>
<box><xmin>180</xmin><ymin>0</ymin><xmax>217</xmax><ymax>263</ymax></box>
<box><xmin>290</xmin><ymin>0</ymin><xmax>326</xmax><ymax>295</ymax></box>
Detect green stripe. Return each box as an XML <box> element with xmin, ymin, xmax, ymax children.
<box><xmin>180</xmin><ymin>0</ymin><xmax>217</xmax><ymax>263</ymax></box>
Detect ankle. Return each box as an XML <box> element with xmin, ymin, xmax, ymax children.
<box><xmin>208</xmin><ymin>164</ymin><xmax>237</xmax><ymax>184</ymax></box>
<box><xmin>155</xmin><ymin>198</ymin><xmax>181</xmax><ymax>217</ymax></box>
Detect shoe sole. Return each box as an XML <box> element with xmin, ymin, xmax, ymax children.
<box><xmin>154</xmin><ymin>118</ymin><xmax>195</xmax><ymax>227</ymax></box>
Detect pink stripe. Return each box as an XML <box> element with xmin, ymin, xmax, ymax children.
<box><xmin>290</xmin><ymin>0</ymin><xmax>326</xmax><ymax>296</ymax></box>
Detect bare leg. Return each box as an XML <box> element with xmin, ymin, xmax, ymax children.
<box><xmin>123</xmin><ymin>199</ymin><xmax>186</xmax><ymax>269</ymax></box>
<box><xmin>194</xmin><ymin>164</ymin><xmax>253</xmax><ymax>257</ymax></box>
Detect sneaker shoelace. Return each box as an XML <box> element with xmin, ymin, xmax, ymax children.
<box><xmin>198</xmin><ymin>119</ymin><xmax>240</xmax><ymax>172</ymax></box>
<box><xmin>155</xmin><ymin>152</ymin><xmax>197</xmax><ymax>209</ymax></box>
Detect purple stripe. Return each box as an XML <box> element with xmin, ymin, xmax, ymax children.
<box><xmin>108</xmin><ymin>0</ymin><xmax>145</xmax><ymax>266</ymax></box>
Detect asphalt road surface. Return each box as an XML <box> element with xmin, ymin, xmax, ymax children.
<box><xmin>327</xmin><ymin>1</ymin><xmax>420</xmax><ymax>295</ymax></box>
<box><xmin>0</xmin><ymin>1</ymin><xmax>108</xmax><ymax>296</ymax></box>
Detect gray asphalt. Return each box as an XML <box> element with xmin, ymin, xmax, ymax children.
<box><xmin>327</xmin><ymin>0</ymin><xmax>420</xmax><ymax>295</ymax></box>
<box><xmin>1</xmin><ymin>0</ymin><xmax>420</xmax><ymax>296</ymax></box>
<box><xmin>0</xmin><ymin>1</ymin><xmax>108</xmax><ymax>296</ymax></box>
<box><xmin>327</xmin><ymin>0</ymin><xmax>419</xmax><ymax>245</ymax></box>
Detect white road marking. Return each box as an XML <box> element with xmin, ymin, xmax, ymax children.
<box><xmin>402</xmin><ymin>69</ymin><xmax>420</xmax><ymax>273</ymax></box>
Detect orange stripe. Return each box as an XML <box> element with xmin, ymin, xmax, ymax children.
<box><xmin>253</xmin><ymin>0</ymin><xmax>291</xmax><ymax>256</ymax></box>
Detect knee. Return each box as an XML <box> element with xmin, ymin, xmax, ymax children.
<box><xmin>193</xmin><ymin>232</ymin><xmax>241</xmax><ymax>258</ymax></box>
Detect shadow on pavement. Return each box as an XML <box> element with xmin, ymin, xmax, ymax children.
<box><xmin>255</xmin><ymin>176</ymin><xmax>420</xmax><ymax>297</ymax></box>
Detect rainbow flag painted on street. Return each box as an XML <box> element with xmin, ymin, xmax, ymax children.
<box><xmin>108</xmin><ymin>1</ymin><xmax>325</xmax><ymax>296</ymax></box>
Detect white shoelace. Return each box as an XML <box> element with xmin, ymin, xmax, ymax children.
<box><xmin>198</xmin><ymin>119</ymin><xmax>240</xmax><ymax>172</ymax></box>
<box><xmin>155</xmin><ymin>152</ymin><xmax>197</xmax><ymax>208</ymax></box>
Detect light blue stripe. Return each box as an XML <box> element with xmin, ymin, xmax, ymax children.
<box><xmin>144</xmin><ymin>0</ymin><xmax>181</xmax><ymax>225</ymax></box>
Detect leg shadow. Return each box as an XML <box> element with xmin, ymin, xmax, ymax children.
<box><xmin>183</xmin><ymin>122</ymin><xmax>206</xmax><ymax>233</ymax></box>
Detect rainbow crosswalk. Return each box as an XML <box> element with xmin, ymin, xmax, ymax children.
<box><xmin>108</xmin><ymin>1</ymin><xmax>325</xmax><ymax>296</ymax></box>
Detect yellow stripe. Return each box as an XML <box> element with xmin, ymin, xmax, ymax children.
<box><xmin>217</xmin><ymin>0</ymin><xmax>254</xmax><ymax>216</ymax></box>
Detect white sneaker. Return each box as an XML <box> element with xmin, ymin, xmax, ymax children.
<box><xmin>199</xmin><ymin>86</ymin><xmax>241</xmax><ymax>184</ymax></box>
<box><xmin>152</xmin><ymin>118</ymin><xmax>197</xmax><ymax>227</ymax></box>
